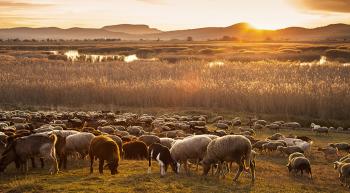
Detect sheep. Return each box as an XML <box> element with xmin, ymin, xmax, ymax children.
<box><xmin>127</xmin><ymin>126</ymin><xmax>144</xmax><ymax>136</ymax></box>
<box><xmin>97</xmin><ymin>126</ymin><xmax>115</xmax><ymax>134</ymax></box>
<box><xmin>296</xmin><ymin>136</ymin><xmax>312</xmax><ymax>143</ymax></box>
<box><xmin>329</xmin><ymin>143</ymin><xmax>350</xmax><ymax>152</ymax></box>
<box><xmin>64</xmin><ymin>132</ymin><xmax>95</xmax><ymax>158</ymax></box>
<box><xmin>318</xmin><ymin>147</ymin><xmax>339</xmax><ymax>160</ymax></box>
<box><xmin>312</xmin><ymin>126</ymin><xmax>329</xmax><ymax>135</ymax></box>
<box><xmin>148</xmin><ymin>143</ymin><xmax>178</xmax><ymax>176</ymax></box>
<box><xmin>288</xmin><ymin>152</ymin><xmax>305</xmax><ymax>163</ymax></box>
<box><xmin>138</xmin><ymin>135</ymin><xmax>161</xmax><ymax>146</ymax></box>
<box><xmin>262</xmin><ymin>141</ymin><xmax>286</xmax><ymax>153</ymax></box>
<box><xmin>293</xmin><ymin>141</ymin><xmax>312</xmax><ymax>154</ymax></box>
<box><xmin>122</xmin><ymin>141</ymin><xmax>148</xmax><ymax>160</ymax></box>
<box><xmin>103</xmin><ymin>135</ymin><xmax>122</xmax><ymax>153</ymax></box>
<box><xmin>340</xmin><ymin>154</ymin><xmax>350</xmax><ymax>162</ymax></box>
<box><xmin>170</xmin><ymin>135</ymin><xmax>212</xmax><ymax>174</ymax></box>
<box><xmin>252</xmin><ymin>140</ymin><xmax>269</xmax><ymax>152</ymax></box>
<box><xmin>266</xmin><ymin>124</ymin><xmax>280</xmax><ymax>131</ymax></box>
<box><xmin>277</xmin><ymin>146</ymin><xmax>304</xmax><ymax>156</ymax></box>
<box><xmin>201</xmin><ymin>135</ymin><xmax>255</xmax><ymax>183</ymax></box>
<box><xmin>160</xmin><ymin>138</ymin><xmax>175</xmax><ymax>149</ymax></box>
<box><xmin>333</xmin><ymin>161</ymin><xmax>350</xmax><ymax>187</ymax></box>
<box><xmin>89</xmin><ymin>135</ymin><xmax>120</xmax><ymax>175</ymax></box>
<box><xmin>267</xmin><ymin>133</ymin><xmax>284</xmax><ymax>140</ymax></box>
<box><xmin>287</xmin><ymin>157</ymin><xmax>312</xmax><ymax>179</ymax></box>
<box><xmin>0</xmin><ymin>134</ymin><xmax>59</xmax><ymax>174</ymax></box>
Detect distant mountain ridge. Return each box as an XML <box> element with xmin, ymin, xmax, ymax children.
<box><xmin>0</xmin><ymin>23</ymin><xmax>349</xmax><ymax>41</ymax></box>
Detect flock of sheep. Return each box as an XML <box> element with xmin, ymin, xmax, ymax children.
<box><xmin>0</xmin><ymin>110</ymin><xmax>349</xmax><ymax>189</ymax></box>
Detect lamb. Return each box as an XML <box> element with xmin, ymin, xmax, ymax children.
<box><xmin>286</xmin><ymin>157</ymin><xmax>312</xmax><ymax>179</ymax></box>
<box><xmin>0</xmin><ymin>134</ymin><xmax>59</xmax><ymax>174</ymax></box>
<box><xmin>318</xmin><ymin>147</ymin><xmax>339</xmax><ymax>160</ymax></box>
<box><xmin>122</xmin><ymin>141</ymin><xmax>148</xmax><ymax>160</ymax></box>
<box><xmin>138</xmin><ymin>135</ymin><xmax>161</xmax><ymax>146</ymax></box>
<box><xmin>148</xmin><ymin>143</ymin><xmax>178</xmax><ymax>176</ymax></box>
<box><xmin>170</xmin><ymin>135</ymin><xmax>212</xmax><ymax>174</ymax></box>
<box><xmin>201</xmin><ymin>135</ymin><xmax>255</xmax><ymax>183</ymax></box>
<box><xmin>89</xmin><ymin>135</ymin><xmax>120</xmax><ymax>175</ymax></box>
<box><xmin>329</xmin><ymin>143</ymin><xmax>350</xmax><ymax>152</ymax></box>
<box><xmin>333</xmin><ymin>161</ymin><xmax>350</xmax><ymax>187</ymax></box>
<box><xmin>277</xmin><ymin>146</ymin><xmax>304</xmax><ymax>156</ymax></box>
<box><xmin>160</xmin><ymin>137</ymin><xmax>175</xmax><ymax>149</ymax></box>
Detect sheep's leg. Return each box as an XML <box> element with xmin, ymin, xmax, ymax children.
<box><xmin>25</xmin><ymin>160</ymin><xmax>28</xmax><ymax>174</ymax></box>
<box><xmin>184</xmin><ymin>160</ymin><xmax>190</xmax><ymax>175</ymax></box>
<box><xmin>250</xmin><ymin>161</ymin><xmax>255</xmax><ymax>182</ymax></box>
<box><xmin>233</xmin><ymin>164</ymin><xmax>244</xmax><ymax>182</ymax></box>
<box><xmin>177</xmin><ymin>162</ymin><xmax>181</xmax><ymax>173</ymax></box>
<box><xmin>156</xmin><ymin>154</ymin><xmax>165</xmax><ymax>176</ymax></box>
<box><xmin>40</xmin><ymin>158</ymin><xmax>44</xmax><ymax>169</ymax></box>
<box><xmin>90</xmin><ymin>155</ymin><xmax>94</xmax><ymax>174</ymax></box>
<box><xmin>47</xmin><ymin>151</ymin><xmax>59</xmax><ymax>174</ymax></box>
<box><xmin>99</xmin><ymin>159</ymin><xmax>104</xmax><ymax>174</ymax></box>
<box><xmin>31</xmin><ymin>158</ymin><xmax>36</xmax><ymax>169</ymax></box>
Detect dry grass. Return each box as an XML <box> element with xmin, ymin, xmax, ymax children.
<box><xmin>0</xmin><ymin>127</ymin><xmax>349</xmax><ymax>193</ymax></box>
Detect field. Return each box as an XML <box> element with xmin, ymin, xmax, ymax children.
<box><xmin>1</xmin><ymin>41</ymin><xmax>350</xmax><ymax>126</ymax></box>
<box><xmin>0</xmin><ymin>123</ymin><xmax>349</xmax><ymax>193</ymax></box>
<box><xmin>1</xmin><ymin>41</ymin><xmax>350</xmax><ymax>193</ymax></box>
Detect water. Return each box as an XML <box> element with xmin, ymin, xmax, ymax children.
<box><xmin>55</xmin><ymin>50</ymin><xmax>143</xmax><ymax>63</ymax></box>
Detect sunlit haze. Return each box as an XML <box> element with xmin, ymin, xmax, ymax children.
<box><xmin>0</xmin><ymin>0</ymin><xmax>349</xmax><ymax>30</ymax></box>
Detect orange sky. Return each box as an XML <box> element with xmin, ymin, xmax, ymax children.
<box><xmin>0</xmin><ymin>0</ymin><xmax>349</xmax><ymax>30</ymax></box>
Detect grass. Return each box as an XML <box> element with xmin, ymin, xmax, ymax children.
<box><xmin>0</xmin><ymin>127</ymin><xmax>349</xmax><ymax>193</ymax></box>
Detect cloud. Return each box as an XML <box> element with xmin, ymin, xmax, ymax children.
<box><xmin>0</xmin><ymin>1</ymin><xmax>52</xmax><ymax>9</ymax></box>
<box><xmin>290</xmin><ymin>0</ymin><xmax>350</xmax><ymax>13</ymax></box>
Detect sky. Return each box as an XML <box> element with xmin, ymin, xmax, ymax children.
<box><xmin>0</xmin><ymin>0</ymin><xmax>349</xmax><ymax>30</ymax></box>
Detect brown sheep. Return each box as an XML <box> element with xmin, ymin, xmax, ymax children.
<box><xmin>122</xmin><ymin>141</ymin><xmax>148</xmax><ymax>160</ymax></box>
<box><xmin>89</xmin><ymin>135</ymin><xmax>120</xmax><ymax>175</ymax></box>
<box><xmin>287</xmin><ymin>157</ymin><xmax>312</xmax><ymax>179</ymax></box>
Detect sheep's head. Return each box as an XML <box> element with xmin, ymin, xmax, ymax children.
<box><xmin>277</xmin><ymin>146</ymin><xmax>284</xmax><ymax>152</ymax></box>
<box><xmin>200</xmin><ymin>158</ymin><xmax>214</xmax><ymax>175</ymax></box>
<box><xmin>0</xmin><ymin>147</ymin><xmax>16</xmax><ymax>173</ymax></box>
<box><xmin>107</xmin><ymin>158</ymin><xmax>119</xmax><ymax>175</ymax></box>
<box><xmin>333</xmin><ymin>161</ymin><xmax>341</xmax><ymax>170</ymax></box>
<box><xmin>170</xmin><ymin>160</ymin><xmax>178</xmax><ymax>174</ymax></box>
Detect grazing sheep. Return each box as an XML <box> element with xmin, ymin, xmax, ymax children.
<box><xmin>296</xmin><ymin>136</ymin><xmax>312</xmax><ymax>143</ymax></box>
<box><xmin>293</xmin><ymin>141</ymin><xmax>312</xmax><ymax>155</ymax></box>
<box><xmin>287</xmin><ymin>157</ymin><xmax>312</xmax><ymax>179</ymax></box>
<box><xmin>0</xmin><ymin>134</ymin><xmax>58</xmax><ymax>174</ymax></box>
<box><xmin>313</xmin><ymin>126</ymin><xmax>329</xmax><ymax>135</ymax></box>
<box><xmin>64</xmin><ymin>132</ymin><xmax>95</xmax><ymax>161</ymax></box>
<box><xmin>288</xmin><ymin>152</ymin><xmax>305</xmax><ymax>163</ymax></box>
<box><xmin>89</xmin><ymin>135</ymin><xmax>120</xmax><ymax>175</ymax></box>
<box><xmin>201</xmin><ymin>135</ymin><xmax>255</xmax><ymax>183</ymax></box>
<box><xmin>333</xmin><ymin>161</ymin><xmax>350</xmax><ymax>187</ymax></box>
<box><xmin>170</xmin><ymin>135</ymin><xmax>212</xmax><ymax>174</ymax></box>
<box><xmin>97</xmin><ymin>126</ymin><xmax>115</xmax><ymax>134</ymax></box>
<box><xmin>148</xmin><ymin>143</ymin><xmax>178</xmax><ymax>176</ymax></box>
<box><xmin>138</xmin><ymin>135</ymin><xmax>161</xmax><ymax>146</ymax></box>
<box><xmin>262</xmin><ymin>141</ymin><xmax>286</xmax><ymax>153</ymax></box>
<box><xmin>277</xmin><ymin>146</ymin><xmax>304</xmax><ymax>156</ymax></box>
<box><xmin>122</xmin><ymin>141</ymin><xmax>148</xmax><ymax>160</ymax></box>
<box><xmin>266</xmin><ymin>124</ymin><xmax>280</xmax><ymax>131</ymax></box>
<box><xmin>282</xmin><ymin>122</ymin><xmax>301</xmax><ymax>130</ymax></box>
<box><xmin>267</xmin><ymin>133</ymin><xmax>284</xmax><ymax>140</ymax></box>
<box><xmin>318</xmin><ymin>147</ymin><xmax>339</xmax><ymax>160</ymax></box>
<box><xmin>252</xmin><ymin>140</ymin><xmax>269</xmax><ymax>152</ymax></box>
<box><xmin>127</xmin><ymin>126</ymin><xmax>144</xmax><ymax>136</ymax></box>
<box><xmin>159</xmin><ymin>138</ymin><xmax>175</xmax><ymax>149</ymax></box>
<box><xmin>340</xmin><ymin>154</ymin><xmax>350</xmax><ymax>162</ymax></box>
<box><xmin>329</xmin><ymin>143</ymin><xmax>350</xmax><ymax>152</ymax></box>
<box><xmin>105</xmin><ymin>135</ymin><xmax>123</xmax><ymax>156</ymax></box>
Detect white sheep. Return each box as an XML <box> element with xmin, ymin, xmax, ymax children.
<box><xmin>65</xmin><ymin>132</ymin><xmax>95</xmax><ymax>158</ymax></box>
<box><xmin>170</xmin><ymin>135</ymin><xmax>212</xmax><ymax>174</ymax></box>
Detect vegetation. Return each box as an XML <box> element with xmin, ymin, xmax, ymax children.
<box><xmin>0</xmin><ymin>127</ymin><xmax>349</xmax><ymax>193</ymax></box>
